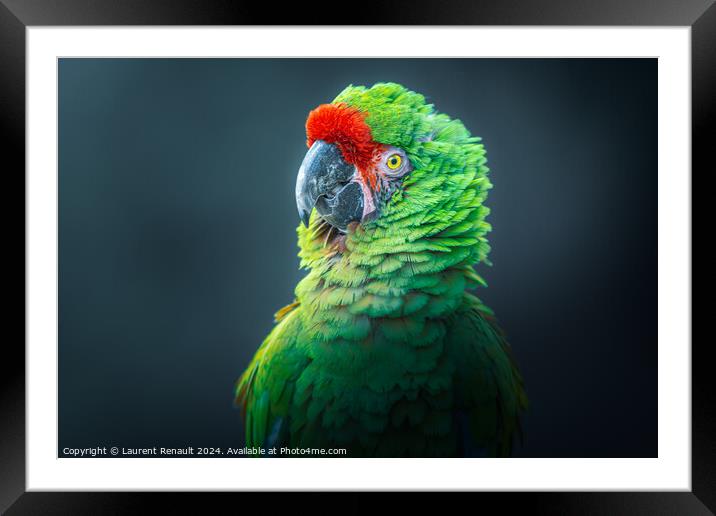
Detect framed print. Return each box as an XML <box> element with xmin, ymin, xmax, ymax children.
<box><xmin>3</xmin><ymin>0</ymin><xmax>709</xmax><ymax>512</ymax></box>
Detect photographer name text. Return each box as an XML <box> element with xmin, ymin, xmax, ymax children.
<box><xmin>61</xmin><ymin>446</ymin><xmax>347</xmax><ymax>457</ymax></box>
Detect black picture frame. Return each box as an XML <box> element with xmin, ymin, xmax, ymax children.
<box><xmin>3</xmin><ymin>1</ymin><xmax>708</xmax><ymax>513</ymax></box>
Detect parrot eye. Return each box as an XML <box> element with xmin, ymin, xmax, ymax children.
<box><xmin>386</xmin><ymin>154</ymin><xmax>402</xmax><ymax>170</ymax></box>
<box><xmin>379</xmin><ymin>147</ymin><xmax>411</xmax><ymax>178</ymax></box>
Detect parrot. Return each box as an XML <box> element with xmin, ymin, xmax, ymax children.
<box><xmin>235</xmin><ymin>82</ymin><xmax>527</xmax><ymax>457</ymax></box>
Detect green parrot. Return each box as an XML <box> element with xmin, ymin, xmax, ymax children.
<box><xmin>236</xmin><ymin>82</ymin><xmax>527</xmax><ymax>457</ymax></box>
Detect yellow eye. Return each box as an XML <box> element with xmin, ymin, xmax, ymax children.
<box><xmin>386</xmin><ymin>154</ymin><xmax>402</xmax><ymax>170</ymax></box>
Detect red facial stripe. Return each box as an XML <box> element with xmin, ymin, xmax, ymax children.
<box><xmin>305</xmin><ymin>103</ymin><xmax>382</xmax><ymax>190</ymax></box>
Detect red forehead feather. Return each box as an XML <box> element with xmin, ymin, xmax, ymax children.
<box><xmin>305</xmin><ymin>103</ymin><xmax>382</xmax><ymax>188</ymax></box>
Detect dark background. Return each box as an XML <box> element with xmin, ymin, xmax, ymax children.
<box><xmin>58</xmin><ymin>58</ymin><xmax>657</xmax><ymax>458</ymax></box>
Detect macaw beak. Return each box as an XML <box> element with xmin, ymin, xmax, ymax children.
<box><xmin>295</xmin><ymin>140</ymin><xmax>364</xmax><ymax>232</ymax></box>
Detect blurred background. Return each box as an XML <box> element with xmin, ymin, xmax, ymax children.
<box><xmin>58</xmin><ymin>58</ymin><xmax>657</xmax><ymax>457</ymax></box>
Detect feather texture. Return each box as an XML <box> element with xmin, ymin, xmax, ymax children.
<box><xmin>235</xmin><ymin>82</ymin><xmax>527</xmax><ymax>456</ymax></box>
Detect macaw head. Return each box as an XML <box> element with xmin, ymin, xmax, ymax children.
<box><xmin>295</xmin><ymin>82</ymin><xmax>492</xmax><ymax>273</ymax></box>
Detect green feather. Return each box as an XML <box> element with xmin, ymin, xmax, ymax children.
<box><xmin>236</xmin><ymin>82</ymin><xmax>527</xmax><ymax>457</ymax></box>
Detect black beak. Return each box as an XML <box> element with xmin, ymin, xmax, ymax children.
<box><xmin>295</xmin><ymin>140</ymin><xmax>364</xmax><ymax>232</ymax></box>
